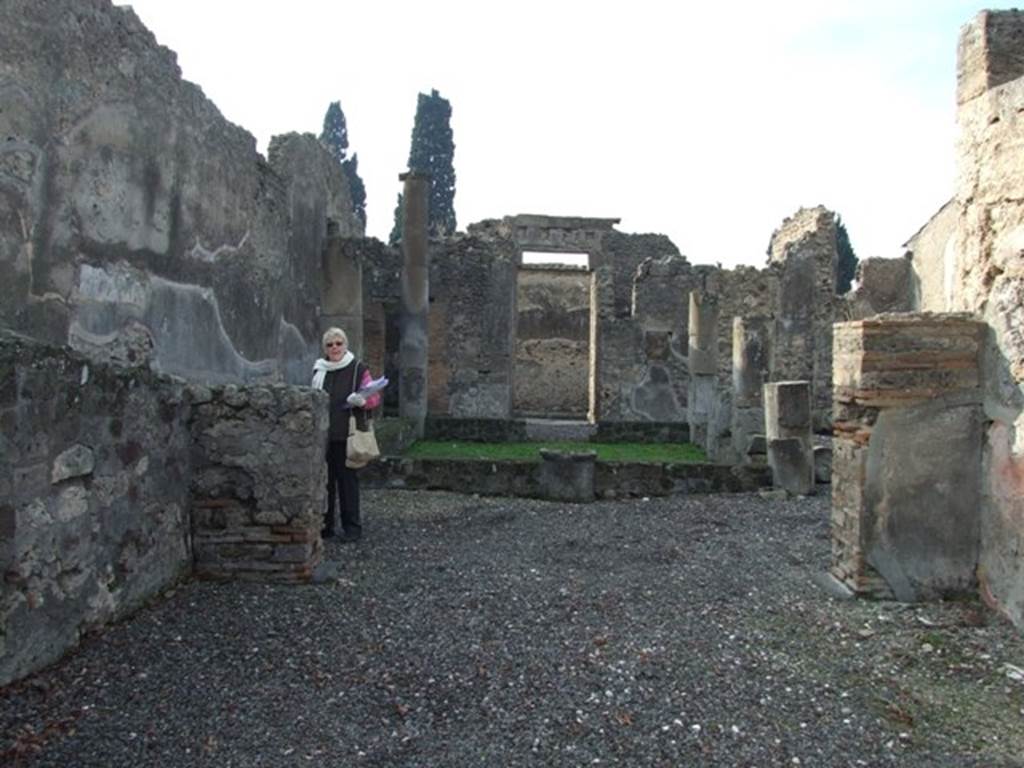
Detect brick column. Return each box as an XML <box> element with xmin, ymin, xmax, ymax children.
<box><xmin>831</xmin><ymin>313</ymin><xmax>984</xmax><ymax>599</ymax></box>
<box><xmin>190</xmin><ymin>384</ymin><xmax>328</xmax><ymax>582</ymax></box>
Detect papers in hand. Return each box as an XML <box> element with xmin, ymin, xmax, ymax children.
<box><xmin>356</xmin><ymin>375</ymin><xmax>389</xmax><ymax>398</ymax></box>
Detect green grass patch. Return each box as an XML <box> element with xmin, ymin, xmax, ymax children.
<box><xmin>402</xmin><ymin>440</ymin><xmax>706</xmax><ymax>463</ymax></box>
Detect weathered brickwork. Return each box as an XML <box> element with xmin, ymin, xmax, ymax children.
<box><xmin>188</xmin><ymin>384</ymin><xmax>328</xmax><ymax>582</ymax></box>
<box><xmin>831</xmin><ymin>315</ymin><xmax>985</xmax><ymax>599</ymax></box>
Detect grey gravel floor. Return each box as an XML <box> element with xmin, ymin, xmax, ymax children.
<box><xmin>2</xmin><ymin>489</ymin><xmax>1023</xmax><ymax>767</ymax></box>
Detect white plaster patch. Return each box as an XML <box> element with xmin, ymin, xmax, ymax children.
<box><xmin>78</xmin><ymin>263</ymin><xmax>149</xmax><ymax>308</ymax></box>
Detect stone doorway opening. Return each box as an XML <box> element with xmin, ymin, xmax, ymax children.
<box><xmin>513</xmin><ymin>251</ymin><xmax>594</xmax><ymax>422</ymax></box>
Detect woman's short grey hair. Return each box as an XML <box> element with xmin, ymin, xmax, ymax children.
<box><xmin>322</xmin><ymin>327</ymin><xmax>347</xmax><ymax>349</ymax></box>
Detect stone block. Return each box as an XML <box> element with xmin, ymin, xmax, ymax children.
<box><xmin>51</xmin><ymin>444</ymin><xmax>95</xmax><ymax>484</ymax></box>
<box><xmin>537</xmin><ymin>450</ymin><xmax>596</xmax><ymax>503</ymax></box>
<box><xmin>767</xmin><ymin>437</ymin><xmax>814</xmax><ymax>495</ymax></box>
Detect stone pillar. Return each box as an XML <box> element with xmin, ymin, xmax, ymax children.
<box><xmin>687</xmin><ymin>291</ymin><xmax>718</xmax><ymax>450</ymax></box>
<box><xmin>731</xmin><ymin>316</ymin><xmax>772</xmax><ymax>463</ymax></box>
<box><xmin>831</xmin><ymin>314</ymin><xmax>984</xmax><ymax>600</ymax></box>
<box><xmin>763</xmin><ymin>380</ymin><xmax>813</xmax><ymax>495</ymax></box>
<box><xmin>320</xmin><ymin>235</ymin><xmax>363</xmax><ymax>352</ymax></box>
<box><xmin>398</xmin><ymin>171</ymin><xmax>431</xmax><ymax>437</ymax></box>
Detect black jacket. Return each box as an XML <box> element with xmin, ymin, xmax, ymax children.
<box><xmin>324</xmin><ymin>361</ymin><xmax>370</xmax><ymax>442</ymax></box>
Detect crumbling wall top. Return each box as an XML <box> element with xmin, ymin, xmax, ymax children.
<box><xmin>957</xmin><ymin>10</ymin><xmax>1024</xmax><ymax>105</ymax></box>
<box><xmin>767</xmin><ymin>206</ymin><xmax>836</xmax><ymax>264</ymax></box>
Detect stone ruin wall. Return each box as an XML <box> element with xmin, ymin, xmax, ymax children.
<box><xmin>358</xmin><ymin>234</ymin><xmax>519</xmax><ymax>420</ymax></box>
<box><xmin>1</xmin><ymin>331</ymin><xmax>191</xmax><ymax>685</ymax></box>
<box><xmin>768</xmin><ymin>206</ymin><xmax>840</xmax><ymax>430</ymax></box>
<box><xmin>830</xmin><ymin>11</ymin><xmax>1024</xmax><ymax>629</ymax></box>
<box><xmin>1</xmin><ymin>331</ymin><xmax>328</xmax><ymax>685</ymax></box>
<box><xmin>951</xmin><ymin>10</ymin><xmax>1024</xmax><ymax>626</ymax></box>
<box><xmin>514</xmin><ymin>267</ymin><xmax>590</xmax><ymax>417</ymax></box>
<box><xmin>0</xmin><ymin>0</ymin><xmax>361</xmax><ymax>387</ymax></box>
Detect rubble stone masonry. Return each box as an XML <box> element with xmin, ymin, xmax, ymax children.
<box><xmin>189</xmin><ymin>383</ymin><xmax>327</xmax><ymax>582</ymax></box>
<box><xmin>1</xmin><ymin>332</ymin><xmax>328</xmax><ymax>685</ymax></box>
<box><xmin>1</xmin><ymin>331</ymin><xmax>192</xmax><ymax>684</ymax></box>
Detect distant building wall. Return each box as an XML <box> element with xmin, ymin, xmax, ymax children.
<box><xmin>514</xmin><ymin>267</ymin><xmax>590</xmax><ymax>417</ymax></box>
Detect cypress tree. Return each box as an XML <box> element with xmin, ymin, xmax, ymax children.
<box><xmin>393</xmin><ymin>89</ymin><xmax>456</xmax><ymax>241</ymax></box>
<box><xmin>319</xmin><ymin>101</ymin><xmax>367</xmax><ymax>228</ymax></box>
<box><xmin>835</xmin><ymin>215</ymin><xmax>859</xmax><ymax>294</ymax></box>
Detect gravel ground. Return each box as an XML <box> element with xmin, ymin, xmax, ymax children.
<box><xmin>2</xmin><ymin>489</ymin><xmax>1023</xmax><ymax>767</ymax></box>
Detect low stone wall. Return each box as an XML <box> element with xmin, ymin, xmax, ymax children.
<box><xmin>362</xmin><ymin>457</ymin><xmax>768</xmax><ymax>499</ymax></box>
<box><xmin>424</xmin><ymin>417</ymin><xmax>692</xmax><ymax>445</ymax></box>
<box><xmin>593</xmin><ymin>422</ymin><xmax>691</xmax><ymax>444</ymax></box>
<box><xmin>425</xmin><ymin>417</ymin><xmax>530</xmax><ymax>443</ymax></box>
<box><xmin>189</xmin><ymin>384</ymin><xmax>328</xmax><ymax>582</ymax></box>
<box><xmin>1</xmin><ymin>331</ymin><xmax>192</xmax><ymax>685</ymax></box>
<box><xmin>2</xmin><ymin>332</ymin><xmax>330</xmax><ymax>684</ymax></box>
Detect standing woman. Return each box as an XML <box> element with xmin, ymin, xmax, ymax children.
<box><xmin>311</xmin><ymin>327</ymin><xmax>382</xmax><ymax>542</ymax></box>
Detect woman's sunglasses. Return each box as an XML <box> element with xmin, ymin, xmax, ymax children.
<box><xmin>326</xmin><ymin>341</ymin><xmax>345</xmax><ymax>348</ymax></box>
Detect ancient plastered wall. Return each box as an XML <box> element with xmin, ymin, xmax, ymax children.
<box><xmin>954</xmin><ymin>11</ymin><xmax>1024</xmax><ymax>627</ymax></box>
<box><xmin>1</xmin><ymin>331</ymin><xmax>192</xmax><ymax>685</ymax></box>
<box><xmin>514</xmin><ymin>267</ymin><xmax>590</xmax><ymax>417</ymax></box>
<box><xmin>768</xmin><ymin>207</ymin><xmax>839</xmax><ymax>429</ymax></box>
<box><xmin>831</xmin><ymin>315</ymin><xmax>985</xmax><ymax>600</ymax></box>
<box><xmin>0</xmin><ymin>0</ymin><xmax>360</xmax><ymax>384</ymax></box>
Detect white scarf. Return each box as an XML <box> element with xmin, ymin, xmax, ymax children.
<box><xmin>311</xmin><ymin>351</ymin><xmax>355</xmax><ymax>390</ymax></box>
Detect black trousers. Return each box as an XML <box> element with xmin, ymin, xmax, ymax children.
<box><xmin>325</xmin><ymin>440</ymin><xmax>360</xmax><ymax>537</ymax></box>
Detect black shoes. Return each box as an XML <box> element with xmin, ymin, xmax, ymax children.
<box><xmin>338</xmin><ymin>530</ymin><xmax>362</xmax><ymax>544</ymax></box>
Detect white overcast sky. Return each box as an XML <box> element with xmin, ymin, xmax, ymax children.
<box><xmin>120</xmin><ymin>1</ymin><xmax>1013</xmax><ymax>268</ymax></box>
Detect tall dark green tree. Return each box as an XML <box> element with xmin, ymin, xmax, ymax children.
<box><xmin>835</xmin><ymin>215</ymin><xmax>859</xmax><ymax>294</ymax></box>
<box><xmin>319</xmin><ymin>101</ymin><xmax>349</xmax><ymax>164</ymax></box>
<box><xmin>342</xmin><ymin>153</ymin><xmax>367</xmax><ymax>227</ymax></box>
<box><xmin>319</xmin><ymin>100</ymin><xmax>366</xmax><ymax>227</ymax></box>
<box><xmin>392</xmin><ymin>89</ymin><xmax>456</xmax><ymax>242</ymax></box>
<box><xmin>389</xmin><ymin>193</ymin><xmax>404</xmax><ymax>246</ymax></box>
